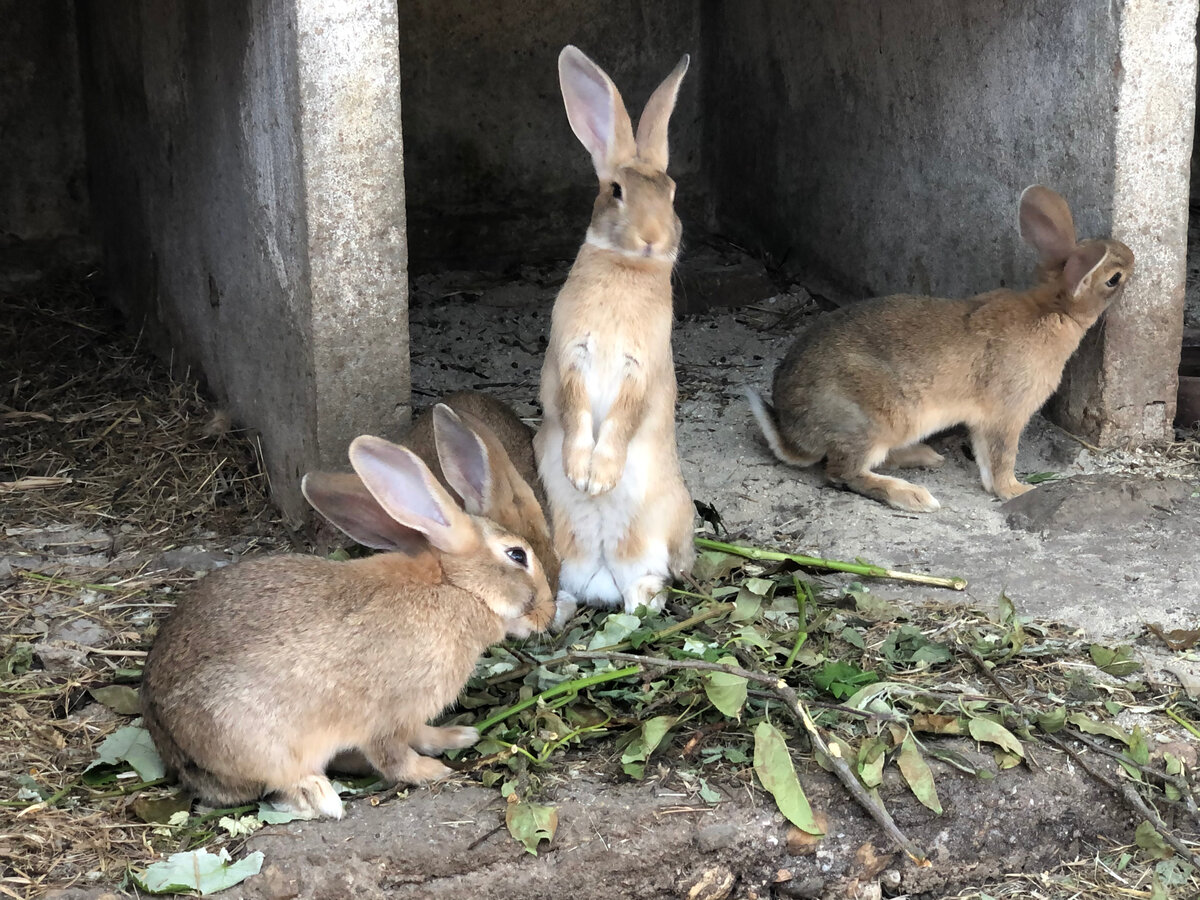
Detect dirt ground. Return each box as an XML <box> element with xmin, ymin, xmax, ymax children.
<box><xmin>5</xmin><ymin>246</ymin><xmax>1199</xmax><ymax>899</ymax></box>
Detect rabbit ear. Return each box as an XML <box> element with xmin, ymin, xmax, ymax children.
<box><xmin>301</xmin><ymin>472</ymin><xmax>427</xmax><ymax>553</ymax></box>
<box><xmin>348</xmin><ymin>435</ymin><xmax>475</xmax><ymax>556</ymax></box>
<box><xmin>635</xmin><ymin>54</ymin><xmax>689</xmax><ymax>172</ymax></box>
<box><xmin>1063</xmin><ymin>242</ymin><xmax>1110</xmax><ymax>299</ymax></box>
<box><xmin>1019</xmin><ymin>185</ymin><xmax>1077</xmax><ymax>266</ymax></box>
<box><xmin>432</xmin><ymin>404</ymin><xmax>493</xmax><ymax>516</ymax></box>
<box><xmin>559</xmin><ymin>45</ymin><xmax>636</xmax><ymax>180</ymax></box>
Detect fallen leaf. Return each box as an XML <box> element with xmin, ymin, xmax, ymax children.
<box><xmin>896</xmin><ymin>736</ymin><xmax>942</xmax><ymax>814</ymax></box>
<box><xmin>89</xmin><ymin>685</ymin><xmax>141</xmax><ymax>715</ymax></box>
<box><xmin>1067</xmin><ymin>712</ymin><xmax>1132</xmax><ymax>745</ymax></box>
<box><xmin>1164</xmin><ymin>662</ymin><xmax>1200</xmax><ymax>700</ymax></box>
<box><xmin>620</xmin><ymin>715</ymin><xmax>676</xmax><ymax>779</ymax></box>
<box><xmin>1134</xmin><ymin>820</ymin><xmax>1174</xmax><ymax>860</ymax></box>
<box><xmin>785</xmin><ymin>812</ymin><xmax>829</xmax><ymax>854</ymax></box>
<box><xmin>853</xmin><ymin>841</ymin><xmax>894</xmax><ymax>880</ymax></box>
<box><xmin>754</xmin><ymin>721</ymin><xmax>822</xmax><ymax>835</ymax></box>
<box><xmin>704</xmin><ymin>656</ymin><xmax>747</xmax><ymax>719</ymax></box>
<box><xmin>87</xmin><ymin>725</ymin><xmax>165</xmax><ymax>781</ymax></box>
<box><xmin>587</xmin><ymin>613</ymin><xmax>642</xmax><ymax>650</ymax></box>
<box><xmin>967</xmin><ymin>717</ymin><xmax>1024</xmax><ymax>758</ymax></box>
<box><xmin>912</xmin><ymin>713</ymin><xmax>963</xmax><ymax>735</ymax></box>
<box><xmin>1089</xmin><ymin>643</ymin><xmax>1141</xmax><ymax>677</ymax></box>
<box><xmin>135</xmin><ymin>848</ymin><xmax>263</xmax><ymax>895</ymax></box>
<box><xmin>1146</xmin><ymin>623</ymin><xmax>1200</xmax><ymax>652</ymax></box>
<box><xmin>505</xmin><ymin>800</ymin><xmax>557</xmax><ymax>855</ymax></box>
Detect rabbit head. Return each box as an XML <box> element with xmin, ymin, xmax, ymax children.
<box><xmin>1018</xmin><ymin>185</ymin><xmax>1134</xmax><ymax>328</ymax></box>
<box><xmin>558</xmin><ymin>45</ymin><xmax>689</xmax><ymax>263</ymax></box>
<box><xmin>303</xmin><ymin>432</ymin><xmax>556</xmax><ymax>637</ymax></box>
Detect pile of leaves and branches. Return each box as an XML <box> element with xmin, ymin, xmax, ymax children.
<box><xmin>8</xmin><ymin>534</ymin><xmax>1198</xmax><ymax>897</ymax></box>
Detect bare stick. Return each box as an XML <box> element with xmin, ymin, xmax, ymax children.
<box><xmin>574</xmin><ymin>650</ymin><xmax>927</xmax><ymax>862</ymax></box>
<box><xmin>696</xmin><ymin>537</ymin><xmax>966</xmax><ymax>590</ymax></box>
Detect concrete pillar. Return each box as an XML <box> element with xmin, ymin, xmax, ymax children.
<box><xmin>704</xmin><ymin>0</ymin><xmax>1196</xmax><ymax>445</ymax></box>
<box><xmin>1052</xmin><ymin>0</ymin><xmax>1196</xmax><ymax>442</ymax></box>
<box><xmin>76</xmin><ymin>0</ymin><xmax>408</xmax><ymax>518</ymax></box>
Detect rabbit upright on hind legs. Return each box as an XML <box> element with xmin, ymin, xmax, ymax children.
<box><xmin>536</xmin><ymin>46</ymin><xmax>696</xmax><ymax>626</ymax></box>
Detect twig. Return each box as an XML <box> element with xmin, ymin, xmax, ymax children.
<box><xmin>696</xmin><ymin>537</ymin><xmax>966</xmax><ymax>590</ymax></box>
<box><xmin>467</xmin><ymin>822</ymin><xmax>507</xmax><ymax>851</ymax></box>
<box><xmin>960</xmin><ymin>642</ymin><xmax>1200</xmax><ymax>869</ymax></box>
<box><xmin>574</xmin><ymin>650</ymin><xmax>927</xmax><ymax>862</ymax></box>
<box><xmin>18</xmin><ymin>570</ymin><xmax>126</xmax><ymax>593</ymax></box>
<box><xmin>1062</xmin><ymin>727</ymin><xmax>1200</xmax><ymax>825</ymax></box>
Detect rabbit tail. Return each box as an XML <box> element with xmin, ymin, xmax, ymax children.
<box><xmin>746</xmin><ymin>389</ymin><xmax>822</xmax><ymax>468</ymax></box>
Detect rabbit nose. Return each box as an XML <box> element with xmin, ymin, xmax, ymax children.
<box><xmin>642</xmin><ymin>243</ymin><xmax>655</xmax><ymax>257</ymax></box>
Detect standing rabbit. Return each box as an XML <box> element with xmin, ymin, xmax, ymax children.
<box><xmin>535</xmin><ymin>46</ymin><xmax>695</xmax><ymax>622</ymax></box>
<box><xmin>749</xmin><ymin>185</ymin><xmax>1134</xmax><ymax>512</ymax></box>
<box><xmin>141</xmin><ymin>432</ymin><xmax>554</xmax><ymax>819</ymax></box>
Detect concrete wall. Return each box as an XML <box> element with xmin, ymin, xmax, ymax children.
<box><xmin>397</xmin><ymin>0</ymin><xmax>706</xmax><ymax>270</ymax></box>
<box><xmin>0</xmin><ymin>0</ymin><xmax>89</xmax><ymax>240</ymax></box>
<box><xmin>705</xmin><ymin>0</ymin><xmax>1195</xmax><ymax>443</ymax></box>
<box><xmin>76</xmin><ymin>0</ymin><xmax>409</xmax><ymax>518</ymax></box>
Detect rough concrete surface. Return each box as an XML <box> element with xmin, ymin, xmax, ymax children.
<box><xmin>0</xmin><ymin>0</ymin><xmax>90</xmax><ymax>240</ymax></box>
<box><xmin>75</xmin><ymin>0</ymin><xmax>408</xmax><ymax>519</ymax></box>
<box><xmin>397</xmin><ymin>0</ymin><xmax>706</xmax><ymax>267</ymax></box>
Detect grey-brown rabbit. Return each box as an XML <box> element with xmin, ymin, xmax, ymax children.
<box><xmin>141</xmin><ymin>430</ymin><xmax>555</xmax><ymax>819</ymax></box>
<box><xmin>749</xmin><ymin>185</ymin><xmax>1134</xmax><ymax>512</ymax></box>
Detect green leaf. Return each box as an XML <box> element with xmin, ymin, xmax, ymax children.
<box><xmin>1067</xmin><ymin>712</ymin><xmax>1132</xmax><ymax>746</ymax></box>
<box><xmin>897</xmin><ymin>736</ymin><xmax>942</xmax><ymax>814</ymax></box>
<box><xmin>812</xmin><ymin>661</ymin><xmax>878</xmax><ymax>700</ymax></box>
<box><xmin>620</xmin><ymin>715</ymin><xmax>676</xmax><ymax>778</ymax></box>
<box><xmin>505</xmin><ymin>801</ymin><xmax>557</xmax><ymax>855</ymax></box>
<box><xmin>853</xmin><ymin>592</ymin><xmax>905</xmax><ymax>621</ymax></box>
<box><xmin>967</xmin><ymin>717</ymin><xmax>1024</xmax><ymax>758</ymax></box>
<box><xmin>135</xmin><ymin>848</ymin><xmax>264</xmax><ymax>895</ymax></box>
<box><xmin>704</xmin><ymin>656</ymin><xmax>747</xmax><ymax>719</ymax></box>
<box><xmin>880</xmin><ymin>625</ymin><xmax>951</xmax><ymax>666</ymax></box>
<box><xmin>87</xmin><ymin>725</ymin><xmax>165</xmax><ymax>781</ymax></box>
<box><xmin>1089</xmin><ymin>644</ymin><xmax>1142</xmax><ymax>677</ymax></box>
<box><xmin>857</xmin><ymin>737</ymin><xmax>887</xmax><ymax>788</ymax></box>
<box><xmin>698</xmin><ymin>777</ymin><xmax>722</xmax><ymax>804</ymax></box>
<box><xmin>1134</xmin><ymin>820</ymin><xmax>1173</xmax><ymax>860</ymax></box>
<box><xmin>587</xmin><ymin>613</ymin><xmax>642</xmax><ymax>650</ymax></box>
<box><xmin>840</xmin><ymin>626</ymin><xmax>865</xmax><ymax>649</ymax></box>
<box><xmin>691</xmin><ymin>550</ymin><xmax>741</xmax><ymax>583</ymax></box>
<box><xmin>256</xmin><ymin>800</ymin><xmax>308</xmax><ymax>824</ymax></box>
<box><xmin>1037</xmin><ymin>708</ymin><xmax>1067</xmax><ymax>733</ymax></box>
<box><xmin>1023</xmin><ymin>471</ymin><xmax>1061</xmax><ymax>485</ymax></box>
<box><xmin>753</xmin><ymin>721</ymin><xmax>822</xmax><ymax>835</ymax></box>
<box><xmin>2</xmin><ymin>642</ymin><xmax>34</xmax><ymax>677</ymax></box>
<box><xmin>89</xmin><ymin>685</ymin><xmax>141</xmax><ymax>715</ymax></box>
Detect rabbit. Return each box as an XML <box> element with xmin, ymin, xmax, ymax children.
<box><xmin>141</xmin><ymin>432</ymin><xmax>555</xmax><ymax>819</ymax></box>
<box><xmin>387</xmin><ymin>392</ymin><xmax>558</xmax><ymax>594</ymax></box>
<box><xmin>748</xmin><ymin>185</ymin><xmax>1134</xmax><ymax>513</ymax></box>
<box><xmin>534</xmin><ymin>45</ymin><xmax>696</xmax><ymax>624</ymax></box>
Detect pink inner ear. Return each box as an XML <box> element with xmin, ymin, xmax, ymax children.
<box><xmin>301</xmin><ymin>472</ymin><xmax>426</xmax><ymax>552</ymax></box>
<box><xmin>1064</xmin><ymin>243</ymin><xmax>1108</xmax><ymax>297</ymax></box>
<box><xmin>432</xmin><ymin>405</ymin><xmax>491</xmax><ymax>514</ymax></box>
<box><xmin>562</xmin><ymin>57</ymin><xmax>615</xmax><ymax>162</ymax></box>
<box><xmin>350</xmin><ymin>437</ymin><xmax>449</xmax><ymax>529</ymax></box>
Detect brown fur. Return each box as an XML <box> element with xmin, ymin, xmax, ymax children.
<box><xmin>142</xmin><ymin>439</ymin><xmax>554</xmax><ymax>816</ymax></box>
<box><xmin>750</xmin><ymin>186</ymin><xmax>1134</xmax><ymax>512</ymax></box>
<box><xmin>406</xmin><ymin>391</ymin><xmax>559</xmax><ymax>593</ymax></box>
<box><xmin>535</xmin><ymin>46</ymin><xmax>695</xmax><ymax>613</ymax></box>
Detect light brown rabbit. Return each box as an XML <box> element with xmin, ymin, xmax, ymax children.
<box><xmin>535</xmin><ymin>46</ymin><xmax>696</xmax><ymax>623</ymax></box>
<box><xmin>141</xmin><ymin>433</ymin><xmax>554</xmax><ymax>819</ymax></box>
<box><xmin>748</xmin><ymin>185</ymin><xmax>1134</xmax><ymax>512</ymax></box>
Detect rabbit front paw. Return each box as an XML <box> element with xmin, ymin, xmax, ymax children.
<box><xmin>994</xmin><ymin>480</ymin><xmax>1034</xmax><ymax>500</ymax></box>
<box><xmin>583</xmin><ymin>447</ymin><xmax>624</xmax><ymax>495</ymax></box>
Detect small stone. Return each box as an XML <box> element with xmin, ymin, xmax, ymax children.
<box><xmin>695</xmin><ymin>822</ymin><xmax>741</xmax><ymax>852</ymax></box>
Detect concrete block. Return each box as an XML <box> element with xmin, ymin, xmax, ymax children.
<box><xmin>704</xmin><ymin>0</ymin><xmax>1196</xmax><ymax>444</ymax></box>
<box><xmin>76</xmin><ymin>0</ymin><xmax>408</xmax><ymax>518</ymax></box>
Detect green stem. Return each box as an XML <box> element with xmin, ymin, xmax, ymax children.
<box><xmin>19</xmin><ymin>570</ymin><xmax>126</xmax><ymax>592</ymax></box>
<box><xmin>1166</xmin><ymin>707</ymin><xmax>1200</xmax><ymax>741</ymax></box>
<box><xmin>695</xmin><ymin>537</ymin><xmax>967</xmax><ymax>590</ymax></box>
<box><xmin>86</xmin><ymin>777</ymin><xmax>171</xmax><ymax>798</ymax></box>
<box><xmin>785</xmin><ymin>574</ymin><xmax>811</xmax><ymax>668</ymax></box>
<box><xmin>473</xmin><ymin>665</ymin><xmax>641</xmax><ymax>733</ymax></box>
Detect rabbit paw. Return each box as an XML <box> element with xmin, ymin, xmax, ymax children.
<box><xmin>275</xmin><ymin>774</ymin><xmax>344</xmax><ymax>820</ymax></box>
<box><xmin>405</xmin><ymin>755</ymin><xmax>454</xmax><ymax>784</ymax></box>
<box><xmin>624</xmin><ymin>575</ymin><xmax>669</xmax><ymax>614</ymax></box>
<box><xmin>551</xmin><ymin>592</ymin><xmax>580</xmax><ymax>631</ymax></box>
<box><xmin>564</xmin><ymin>441</ymin><xmax>595</xmax><ymax>492</ymax></box>
<box><xmin>994</xmin><ymin>481</ymin><xmax>1034</xmax><ymax>500</ymax></box>
<box><xmin>583</xmin><ymin>448</ymin><xmax>624</xmax><ymax>495</ymax></box>
<box><xmin>414</xmin><ymin>725</ymin><xmax>479</xmax><ymax>754</ymax></box>
<box><xmin>887</xmin><ymin>482</ymin><xmax>941</xmax><ymax>513</ymax></box>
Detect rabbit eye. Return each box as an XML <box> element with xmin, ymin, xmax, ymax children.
<box><xmin>1105</xmin><ymin>272</ymin><xmax>1122</xmax><ymax>288</ymax></box>
<box><xmin>505</xmin><ymin>546</ymin><xmax>528</xmax><ymax>568</ymax></box>
<box><xmin>611</xmin><ymin>182</ymin><xmax>623</xmax><ymax>201</ymax></box>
